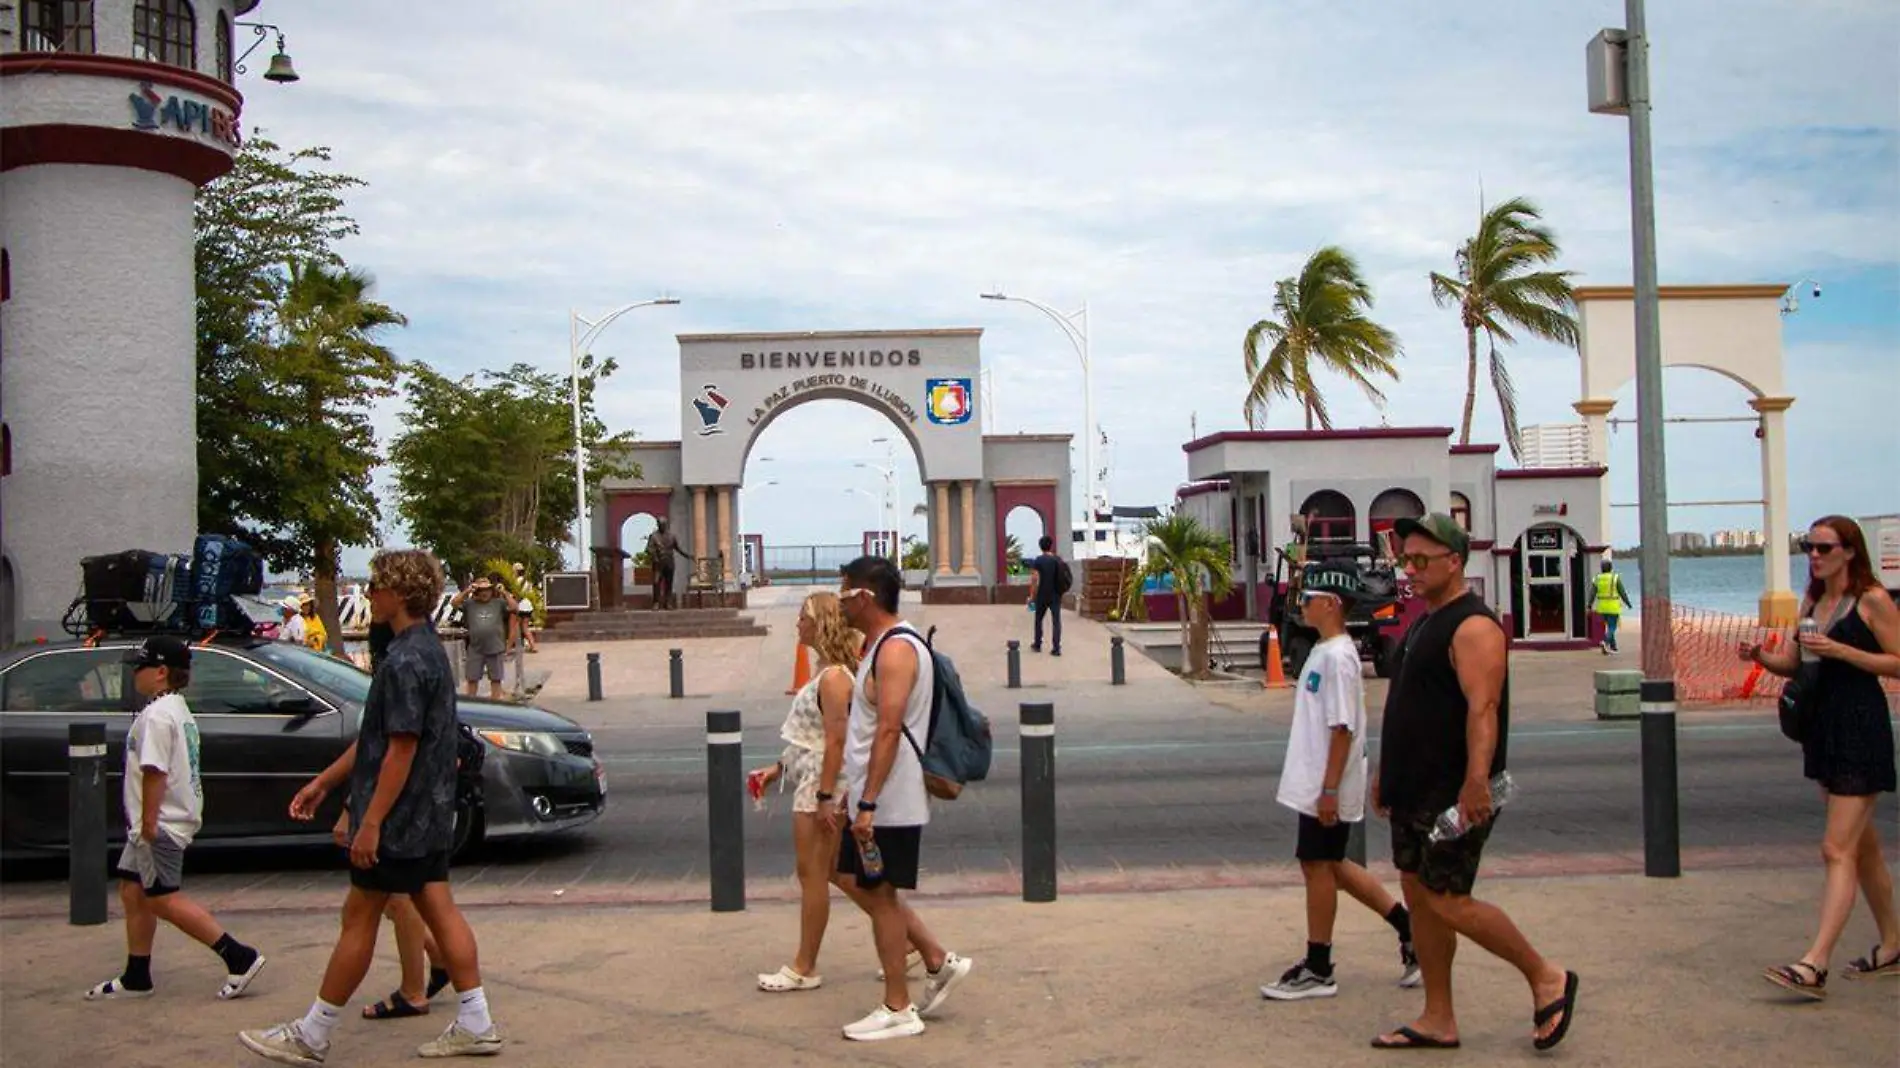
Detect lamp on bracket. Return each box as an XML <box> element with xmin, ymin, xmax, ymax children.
<box><xmin>234</xmin><ymin>21</ymin><xmax>300</xmax><ymax>83</ymax></box>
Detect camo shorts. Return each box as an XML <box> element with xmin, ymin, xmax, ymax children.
<box><xmin>1390</xmin><ymin>808</ymin><xmax>1497</xmax><ymax>897</ymax></box>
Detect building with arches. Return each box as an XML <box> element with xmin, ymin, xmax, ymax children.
<box><xmin>2</xmin><ymin>0</ymin><xmax>268</xmax><ymax>643</ymax></box>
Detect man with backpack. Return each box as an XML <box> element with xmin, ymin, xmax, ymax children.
<box><xmin>1027</xmin><ymin>535</ymin><xmax>1070</xmax><ymax>657</ymax></box>
<box><xmin>830</xmin><ymin>555</ymin><xmax>974</xmax><ymax>1041</ymax></box>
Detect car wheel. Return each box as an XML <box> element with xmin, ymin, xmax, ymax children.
<box><xmin>451</xmin><ymin>800</ymin><xmax>484</xmax><ymax>860</ymax></box>
<box><xmin>1283</xmin><ymin>631</ymin><xmax>1315</xmax><ymax>679</ymax></box>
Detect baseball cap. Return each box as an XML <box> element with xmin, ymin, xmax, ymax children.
<box><xmin>1302</xmin><ymin>565</ymin><xmax>1364</xmax><ymax>602</ymax></box>
<box><xmin>123</xmin><ymin>635</ymin><xmax>192</xmax><ymax>670</ymax></box>
<box><xmin>1394</xmin><ymin>513</ymin><xmax>1470</xmax><ymax>559</ymax></box>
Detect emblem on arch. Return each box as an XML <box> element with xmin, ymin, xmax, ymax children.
<box><xmin>925</xmin><ymin>378</ymin><xmax>973</xmax><ymax>426</ymax></box>
<box><xmin>692</xmin><ymin>384</ymin><xmax>729</xmax><ymax>436</ymax></box>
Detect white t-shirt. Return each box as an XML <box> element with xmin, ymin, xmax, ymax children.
<box><xmin>844</xmin><ymin>623</ymin><xmax>934</xmax><ymax>827</ymax></box>
<box><xmin>516</xmin><ymin>593</ymin><xmax>535</xmax><ymax>615</ymax></box>
<box><xmin>280</xmin><ymin>614</ymin><xmax>306</xmax><ymax>644</ymax></box>
<box><xmin>1275</xmin><ymin>635</ymin><xmax>1367</xmax><ymax>822</ymax></box>
<box><xmin>123</xmin><ymin>693</ymin><xmax>205</xmax><ymax>845</ymax></box>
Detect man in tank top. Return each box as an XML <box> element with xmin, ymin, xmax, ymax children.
<box><xmin>1369</xmin><ymin>514</ymin><xmax>1578</xmax><ymax>1053</ymax></box>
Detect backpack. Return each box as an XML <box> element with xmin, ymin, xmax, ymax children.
<box><xmin>871</xmin><ymin>625</ymin><xmax>993</xmax><ymax>800</ymax></box>
<box><xmin>1056</xmin><ymin>556</ymin><xmax>1074</xmax><ymax>596</ymax></box>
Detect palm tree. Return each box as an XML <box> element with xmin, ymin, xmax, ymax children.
<box><xmin>1243</xmin><ymin>246</ymin><xmax>1402</xmax><ymax>430</ymax></box>
<box><xmin>1124</xmin><ymin>513</ymin><xmax>1235</xmax><ymax>679</ymax></box>
<box><xmin>1430</xmin><ymin>196</ymin><xmax>1580</xmax><ymax>457</ymax></box>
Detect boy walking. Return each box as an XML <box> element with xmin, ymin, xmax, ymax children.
<box><xmin>85</xmin><ymin>635</ymin><xmax>267</xmax><ymax>1002</ymax></box>
<box><xmin>1260</xmin><ymin>569</ymin><xmax>1419</xmax><ymax>1001</ymax></box>
<box><xmin>1027</xmin><ymin>535</ymin><xmax>1065</xmax><ymax>656</ymax></box>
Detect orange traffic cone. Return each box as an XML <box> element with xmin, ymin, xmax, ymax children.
<box><xmin>1263</xmin><ymin>626</ymin><xmax>1290</xmax><ymax>689</ymax></box>
<box><xmin>785</xmin><ymin>642</ymin><xmax>812</xmax><ymax>695</ymax></box>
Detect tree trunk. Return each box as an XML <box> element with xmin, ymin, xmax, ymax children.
<box><xmin>1187</xmin><ymin>603</ymin><xmax>1211</xmax><ymax>680</ymax></box>
<box><xmin>1303</xmin><ymin>398</ymin><xmax>1314</xmax><ymax>431</ymax></box>
<box><xmin>1175</xmin><ymin>591</ymin><xmax>1192</xmax><ymax>676</ymax></box>
<box><xmin>1459</xmin><ymin>323</ymin><xmax>1480</xmax><ymax>445</ymax></box>
<box><xmin>313</xmin><ymin>536</ymin><xmax>344</xmax><ymax>655</ymax></box>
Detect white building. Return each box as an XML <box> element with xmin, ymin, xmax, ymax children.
<box><xmin>1518</xmin><ymin>423</ymin><xmax>1592</xmax><ymax>469</ymax></box>
<box><xmin>1</xmin><ymin>1</ymin><xmax>272</xmax><ymax>643</ymax></box>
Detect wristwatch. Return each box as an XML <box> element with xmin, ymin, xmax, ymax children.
<box><xmin>1320</xmin><ymin>787</ymin><xmax>1340</xmax><ymax>797</ymax></box>
<box><xmin>857</xmin><ymin>800</ymin><xmax>878</xmax><ymax>812</ymax></box>
<box><xmin>816</xmin><ymin>791</ymin><xmax>834</xmax><ymax>803</ymax></box>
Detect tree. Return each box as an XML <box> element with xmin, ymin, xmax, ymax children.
<box><xmin>1243</xmin><ymin>246</ymin><xmax>1402</xmax><ymax>430</ymax></box>
<box><xmin>1429</xmin><ymin>196</ymin><xmax>1580</xmax><ymax>457</ymax></box>
<box><xmin>1124</xmin><ymin>514</ymin><xmax>1234</xmax><ymax>679</ymax></box>
<box><xmin>1004</xmin><ymin>533</ymin><xmax>1024</xmax><ymax>572</ymax></box>
<box><xmin>902</xmin><ymin>538</ymin><xmax>930</xmax><ymax>572</ymax></box>
<box><xmin>389</xmin><ymin>360</ymin><xmax>637</xmax><ymax>584</ymax></box>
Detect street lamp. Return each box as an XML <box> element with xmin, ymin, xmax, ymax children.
<box><xmin>844</xmin><ymin>488</ymin><xmax>883</xmax><ymax>553</ymax></box>
<box><xmin>569</xmin><ymin>297</ymin><xmax>680</xmax><ymax>570</ymax></box>
<box><xmin>858</xmin><ymin>438</ymin><xmax>901</xmax><ymax>562</ymax></box>
<box><xmin>1588</xmin><ymin>2</ymin><xmax>1677</xmax><ymax>878</ymax></box>
<box><xmin>981</xmin><ymin>292</ymin><xmax>1096</xmax><ymax>559</ymax></box>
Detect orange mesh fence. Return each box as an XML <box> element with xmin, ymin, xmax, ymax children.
<box><xmin>1667</xmin><ymin>602</ymin><xmax>1900</xmax><ymax>707</ymax></box>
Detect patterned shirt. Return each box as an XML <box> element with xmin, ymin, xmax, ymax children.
<box><xmin>350</xmin><ymin>622</ymin><xmax>459</xmax><ymax>859</ymax></box>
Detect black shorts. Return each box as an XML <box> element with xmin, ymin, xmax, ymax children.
<box><xmin>1295</xmin><ymin>814</ymin><xmax>1353</xmax><ymax>863</ymax></box>
<box><xmin>837</xmin><ymin>825</ymin><xmax>923</xmax><ymax>890</ymax></box>
<box><xmin>1390</xmin><ymin>808</ymin><xmax>1495</xmax><ymax>897</ymax></box>
<box><xmin>348</xmin><ymin>850</ymin><xmax>451</xmax><ymax>895</ymax></box>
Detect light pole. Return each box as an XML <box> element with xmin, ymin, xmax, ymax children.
<box><xmin>569</xmin><ymin>297</ymin><xmax>680</xmax><ymax>571</ymax></box>
<box><xmin>1589</xmin><ymin>2</ymin><xmax>1677</xmax><ymax>877</ymax></box>
<box><xmin>981</xmin><ymin>292</ymin><xmax>1095</xmax><ymax>559</ymax></box>
<box><xmin>859</xmin><ymin>436</ymin><xmax>901</xmax><ymax>562</ymax></box>
<box><xmin>844</xmin><ymin>488</ymin><xmax>883</xmax><ymax>554</ymax></box>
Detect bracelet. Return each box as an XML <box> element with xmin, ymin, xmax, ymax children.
<box><xmin>1320</xmin><ymin>788</ymin><xmax>1339</xmax><ymax>797</ymax></box>
<box><xmin>816</xmin><ymin>791</ymin><xmax>834</xmax><ymax>803</ymax></box>
<box><xmin>857</xmin><ymin>800</ymin><xmax>878</xmax><ymax>812</ymax></box>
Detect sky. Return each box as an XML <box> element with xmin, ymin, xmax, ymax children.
<box><xmin>231</xmin><ymin>0</ymin><xmax>1900</xmax><ymax>572</ymax></box>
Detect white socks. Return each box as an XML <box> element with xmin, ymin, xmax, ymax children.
<box><xmin>457</xmin><ymin>986</ymin><xmax>493</xmax><ymax>1034</ymax></box>
<box><xmin>300</xmin><ymin>999</ymin><xmax>342</xmax><ymax>1047</ymax></box>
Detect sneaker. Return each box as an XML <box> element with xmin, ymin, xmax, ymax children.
<box><xmin>843</xmin><ymin>1002</ymin><xmax>926</xmax><ymax>1042</ymax></box>
<box><xmin>917</xmin><ymin>952</ymin><xmax>973</xmax><ymax>1016</ymax></box>
<box><xmin>417</xmin><ymin>1021</ymin><xmax>504</xmax><ymax>1058</ymax></box>
<box><xmin>1260</xmin><ymin>962</ymin><xmax>1338</xmax><ymax>1001</ymax></box>
<box><xmin>237</xmin><ymin>1021</ymin><xmax>329</xmax><ymax>1066</ymax></box>
<box><xmin>1399</xmin><ymin>943</ymin><xmax>1423</xmax><ymax>989</ymax></box>
<box><xmin>83</xmin><ymin>977</ymin><xmax>154</xmax><ymax>1001</ymax></box>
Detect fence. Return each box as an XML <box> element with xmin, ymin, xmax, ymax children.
<box><xmin>759</xmin><ymin>544</ymin><xmax>865</xmax><ymax>586</ymax></box>
<box><xmin>1668</xmin><ymin>602</ymin><xmax>1900</xmax><ymax>707</ymax></box>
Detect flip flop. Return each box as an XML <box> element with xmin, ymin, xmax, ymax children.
<box><xmin>1371</xmin><ymin>1026</ymin><xmax>1461</xmax><ymax>1050</ymax></box>
<box><xmin>363</xmin><ymin>990</ymin><xmax>431</xmax><ymax>1019</ymax></box>
<box><xmin>1533</xmin><ymin>970</ymin><xmax>1580</xmax><ymax>1052</ymax></box>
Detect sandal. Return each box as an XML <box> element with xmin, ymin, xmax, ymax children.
<box><xmin>218</xmin><ymin>954</ymin><xmax>268</xmax><ymax>1000</ymax></box>
<box><xmin>1762</xmin><ymin>960</ymin><xmax>1828</xmax><ymax>1000</ymax></box>
<box><xmin>1370</xmin><ymin>1026</ymin><xmax>1461</xmax><ymax>1050</ymax></box>
<box><xmin>426</xmin><ymin>966</ymin><xmax>452</xmax><ymax>1000</ymax></box>
<box><xmin>363</xmin><ymin>990</ymin><xmax>431</xmax><ymax>1019</ymax></box>
<box><xmin>1844</xmin><ymin>945</ymin><xmax>1900</xmax><ymax>981</ymax></box>
<box><xmin>1532</xmin><ymin>971</ymin><xmax>1580</xmax><ymax>1052</ymax></box>
<box><xmin>757</xmin><ymin>965</ymin><xmax>822</xmax><ymax>992</ymax></box>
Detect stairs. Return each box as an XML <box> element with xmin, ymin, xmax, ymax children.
<box><xmin>540</xmin><ymin>607</ymin><xmax>769</xmax><ymax>642</ymax></box>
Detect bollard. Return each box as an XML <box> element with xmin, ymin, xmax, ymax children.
<box><xmin>1006</xmin><ymin>640</ymin><xmax>1021</xmax><ymax>689</ymax></box>
<box><xmin>586</xmin><ymin>652</ymin><xmax>603</xmax><ymax>702</ymax></box>
<box><xmin>68</xmin><ymin>722</ymin><xmax>108</xmax><ymax>926</ymax></box>
<box><xmin>669</xmin><ymin>648</ymin><xmax>685</xmax><ymax>699</ymax></box>
<box><xmin>1110</xmin><ymin>635</ymin><xmax>1126</xmax><ymax>686</ymax></box>
<box><xmin>1641</xmin><ymin>678</ymin><xmax>1681</xmax><ymax>877</ymax></box>
<box><xmin>1020</xmin><ymin>701</ymin><xmax>1057</xmax><ymax>903</ymax></box>
<box><xmin>512</xmin><ymin>639</ymin><xmax>527</xmax><ymax>699</ymax></box>
<box><xmin>706</xmin><ymin>709</ymin><xmax>746</xmax><ymax>912</ymax></box>
<box><xmin>1345</xmin><ymin>819</ymin><xmax>1367</xmax><ymax>868</ymax></box>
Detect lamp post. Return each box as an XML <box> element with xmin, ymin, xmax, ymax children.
<box><xmin>859</xmin><ymin>436</ymin><xmax>901</xmax><ymax>562</ymax></box>
<box><xmin>844</xmin><ymin>488</ymin><xmax>883</xmax><ymax>554</ymax></box>
<box><xmin>569</xmin><ymin>298</ymin><xmax>680</xmax><ymax>570</ymax></box>
<box><xmin>981</xmin><ymin>292</ymin><xmax>1095</xmax><ymax>559</ymax></box>
<box><xmin>1588</xmin><ymin>1</ymin><xmax>1677</xmax><ymax>878</ymax></box>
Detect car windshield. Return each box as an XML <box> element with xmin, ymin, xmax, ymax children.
<box><xmin>248</xmin><ymin>642</ymin><xmax>372</xmax><ymax>704</ymax></box>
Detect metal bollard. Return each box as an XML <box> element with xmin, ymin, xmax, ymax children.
<box><xmin>669</xmin><ymin>649</ymin><xmax>684</xmax><ymax>699</ymax></box>
<box><xmin>512</xmin><ymin>639</ymin><xmax>527</xmax><ymax>699</ymax></box>
<box><xmin>1006</xmin><ymin>640</ymin><xmax>1021</xmax><ymax>689</ymax></box>
<box><xmin>1020</xmin><ymin>702</ymin><xmax>1057</xmax><ymax>903</ymax></box>
<box><xmin>1110</xmin><ymin>635</ymin><xmax>1126</xmax><ymax>686</ymax></box>
<box><xmin>706</xmin><ymin>709</ymin><xmax>746</xmax><ymax>912</ymax></box>
<box><xmin>68</xmin><ymin>722</ymin><xmax>108</xmax><ymax>926</ymax></box>
<box><xmin>586</xmin><ymin>652</ymin><xmax>603</xmax><ymax>702</ymax></box>
<box><xmin>1345</xmin><ymin>819</ymin><xmax>1367</xmax><ymax>868</ymax></box>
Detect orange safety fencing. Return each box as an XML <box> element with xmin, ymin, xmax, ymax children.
<box><xmin>1667</xmin><ymin>602</ymin><xmax>1900</xmax><ymax>707</ymax></box>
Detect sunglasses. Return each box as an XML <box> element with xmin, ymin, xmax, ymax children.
<box><xmin>1398</xmin><ymin>550</ymin><xmax>1452</xmax><ymax>569</ymax></box>
<box><xmin>1798</xmin><ymin>540</ymin><xmax>1841</xmax><ymax>556</ymax></box>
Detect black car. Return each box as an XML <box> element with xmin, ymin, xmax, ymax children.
<box><xmin>0</xmin><ymin>635</ymin><xmax>605</xmax><ymax>857</ymax></box>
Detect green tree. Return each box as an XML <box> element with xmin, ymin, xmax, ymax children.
<box><xmin>1005</xmin><ymin>533</ymin><xmax>1024</xmax><ymax>572</ymax></box>
<box><xmin>901</xmin><ymin>537</ymin><xmax>930</xmax><ymax>572</ymax></box>
<box><xmin>1429</xmin><ymin>196</ymin><xmax>1579</xmax><ymax>457</ymax></box>
<box><xmin>390</xmin><ymin>360</ymin><xmax>637</xmax><ymax>583</ymax></box>
<box><xmin>1243</xmin><ymin>246</ymin><xmax>1402</xmax><ymax>430</ymax></box>
<box><xmin>1123</xmin><ymin>514</ymin><xmax>1235</xmax><ymax>679</ymax></box>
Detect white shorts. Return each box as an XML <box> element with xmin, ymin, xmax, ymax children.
<box><xmin>783</xmin><ymin>747</ymin><xmax>845</xmax><ymax>814</ymax></box>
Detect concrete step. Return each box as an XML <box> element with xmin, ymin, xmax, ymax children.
<box><xmin>540</xmin><ymin>622</ymin><xmax>769</xmax><ymax>642</ymax></box>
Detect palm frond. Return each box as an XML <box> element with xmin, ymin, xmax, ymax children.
<box><xmin>1488</xmin><ymin>333</ymin><xmax>1523</xmax><ymax>461</ymax></box>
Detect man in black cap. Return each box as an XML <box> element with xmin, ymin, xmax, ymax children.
<box><xmin>1370</xmin><ymin>514</ymin><xmax>1577</xmax><ymax>1052</ymax></box>
<box><xmin>85</xmin><ymin>636</ymin><xmax>266</xmax><ymax>1002</ymax></box>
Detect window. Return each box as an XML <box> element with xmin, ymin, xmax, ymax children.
<box><xmin>1</xmin><ymin>650</ymin><xmax>125</xmax><ymax>713</ymax></box>
<box><xmin>133</xmin><ymin>0</ymin><xmax>196</xmax><ymax>70</ymax></box>
<box><xmin>249</xmin><ymin>642</ymin><xmax>372</xmax><ymax>706</ymax></box>
<box><xmin>1450</xmin><ymin>492</ymin><xmax>1472</xmax><ymax>532</ymax></box>
<box><xmin>19</xmin><ymin>1</ymin><xmax>95</xmax><ymax>53</ymax></box>
<box><xmin>188</xmin><ymin>650</ymin><xmax>307</xmax><ymax>716</ymax></box>
<box><xmin>215</xmin><ymin>10</ymin><xmax>233</xmax><ymax>81</ymax></box>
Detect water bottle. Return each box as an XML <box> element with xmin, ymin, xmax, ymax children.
<box><xmin>1429</xmin><ymin>772</ymin><xmax>1516</xmax><ymax>843</ymax></box>
<box><xmin>858</xmin><ymin>833</ymin><xmax>885</xmax><ymax>879</ymax></box>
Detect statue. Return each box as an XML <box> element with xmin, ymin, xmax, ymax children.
<box><xmin>645</xmin><ymin>518</ymin><xmax>695</xmax><ymax>610</ymax></box>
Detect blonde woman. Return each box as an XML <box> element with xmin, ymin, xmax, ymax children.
<box><xmin>751</xmin><ymin>592</ymin><xmax>861</xmax><ymax>992</ymax></box>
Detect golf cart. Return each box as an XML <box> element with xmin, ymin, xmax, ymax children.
<box><xmin>1261</xmin><ymin>518</ymin><xmax>1405</xmax><ymax>679</ymax></box>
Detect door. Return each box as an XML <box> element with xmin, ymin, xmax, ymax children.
<box><xmin>1522</xmin><ymin>527</ymin><xmax>1571</xmax><ymax>638</ymax></box>
<box><xmin>186</xmin><ymin>649</ymin><xmax>345</xmax><ymax>840</ymax></box>
<box><xmin>0</xmin><ymin>648</ymin><xmax>134</xmax><ymax>849</ymax></box>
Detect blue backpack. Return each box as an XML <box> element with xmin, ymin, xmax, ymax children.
<box><xmin>873</xmin><ymin>625</ymin><xmax>992</xmax><ymax>800</ymax></box>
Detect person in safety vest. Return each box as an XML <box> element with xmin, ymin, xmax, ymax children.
<box><xmin>1593</xmin><ymin>560</ymin><xmax>1633</xmax><ymax>654</ymax></box>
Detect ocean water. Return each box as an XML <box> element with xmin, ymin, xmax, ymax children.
<box><xmin>1611</xmin><ymin>555</ymin><xmax>1809</xmax><ymax>618</ymax></box>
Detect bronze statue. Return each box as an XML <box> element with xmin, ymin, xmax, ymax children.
<box><xmin>645</xmin><ymin>518</ymin><xmax>694</xmax><ymax>610</ymax></box>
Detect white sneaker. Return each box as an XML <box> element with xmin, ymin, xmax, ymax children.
<box><xmin>1259</xmin><ymin>962</ymin><xmax>1338</xmax><ymax>1001</ymax></box>
<box><xmin>917</xmin><ymin>952</ymin><xmax>973</xmax><ymax>1016</ymax></box>
<box><xmin>1399</xmin><ymin>942</ymin><xmax>1423</xmax><ymax>988</ymax></box>
<box><xmin>417</xmin><ymin>1021</ymin><xmax>504</xmax><ymax>1057</ymax></box>
<box><xmin>842</xmin><ymin>1003</ymin><xmax>926</xmax><ymax>1041</ymax></box>
<box><xmin>238</xmin><ymin>1021</ymin><xmax>329</xmax><ymax>1066</ymax></box>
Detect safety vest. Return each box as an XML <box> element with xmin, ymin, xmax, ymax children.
<box><xmin>1593</xmin><ymin>572</ymin><xmax>1623</xmax><ymax>616</ymax></box>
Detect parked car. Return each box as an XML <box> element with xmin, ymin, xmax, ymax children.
<box><xmin>0</xmin><ymin>635</ymin><xmax>605</xmax><ymax>858</ymax></box>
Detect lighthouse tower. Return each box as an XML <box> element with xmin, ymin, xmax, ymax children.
<box><xmin>1</xmin><ymin>1</ymin><xmax>275</xmax><ymax>643</ymax></box>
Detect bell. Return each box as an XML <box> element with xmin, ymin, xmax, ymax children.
<box><xmin>263</xmin><ymin>48</ymin><xmax>300</xmax><ymax>83</ymax></box>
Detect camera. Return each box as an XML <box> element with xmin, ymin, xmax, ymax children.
<box><xmin>1811</xmin><ymin>283</ymin><xmax>1822</xmax><ymax>299</ymax></box>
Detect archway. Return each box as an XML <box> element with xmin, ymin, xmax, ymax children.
<box><xmin>1298</xmin><ymin>489</ymin><xmax>1356</xmax><ymax>548</ymax></box>
<box><xmin>1450</xmin><ymin>491</ymin><xmax>1473</xmax><ymax>532</ymax></box>
<box><xmin>1369</xmin><ymin>487</ymin><xmax>1426</xmax><ymax>555</ymax></box>
<box><xmin>1002</xmin><ymin>504</ymin><xmax>1048</xmax><ymax>584</ymax></box>
<box><xmin>620</xmin><ymin>512</ymin><xmax>658</xmax><ymax>597</ymax></box>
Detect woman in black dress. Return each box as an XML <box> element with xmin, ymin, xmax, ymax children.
<box><xmin>1741</xmin><ymin>516</ymin><xmax>1900</xmax><ymax>998</ymax></box>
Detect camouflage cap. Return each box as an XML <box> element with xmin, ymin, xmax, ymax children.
<box><xmin>1394</xmin><ymin>512</ymin><xmax>1470</xmax><ymax>559</ymax></box>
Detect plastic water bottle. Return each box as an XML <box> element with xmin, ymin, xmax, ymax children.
<box><xmin>858</xmin><ymin>833</ymin><xmax>885</xmax><ymax>879</ymax></box>
<box><xmin>1429</xmin><ymin>772</ymin><xmax>1517</xmax><ymax>843</ymax></box>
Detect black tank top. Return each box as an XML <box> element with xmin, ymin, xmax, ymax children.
<box><xmin>1377</xmin><ymin>590</ymin><xmax>1510</xmax><ymax>814</ymax></box>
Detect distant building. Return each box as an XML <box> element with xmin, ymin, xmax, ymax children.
<box><xmin>1669</xmin><ymin>532</ymin><xmax>1709</xmax><ymax>552</ymax></box>
<box><xmin>1518</xmin><ymin>423</ymin><xmax>1593</xmax><ymax>469</ymax></box>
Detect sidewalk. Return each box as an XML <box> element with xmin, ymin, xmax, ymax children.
<box><xmin>5</xmin><ymin>869</ymin><xmax>1893</xmax><ymax>1067</ymax></box>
